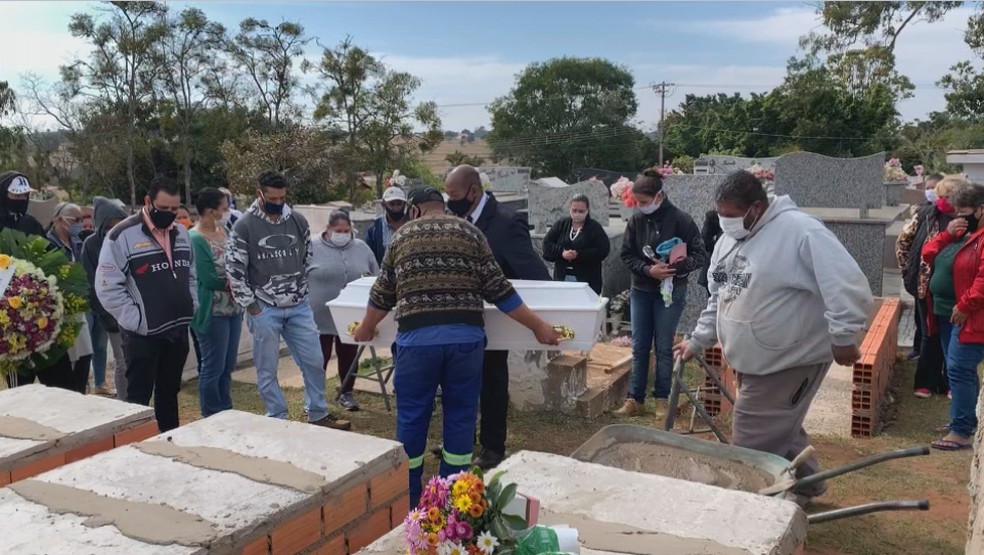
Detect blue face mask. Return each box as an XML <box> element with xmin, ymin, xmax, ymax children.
<box><xmin>262</xmin><ymin>194</ymin><xmax>284</xmax><ymax>215</ymax></box>
<box><xmin>68</xmin><ymin>222</ymin><xmax>83</xmax><ymax>238</ymax></box>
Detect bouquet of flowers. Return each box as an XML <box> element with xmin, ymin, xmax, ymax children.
<box><xmin>746</xmin><ymin>163</ymin><xmax>774</xmax><ymax>183</ymax></box>
<box><xmin>0</xmin><ymin>229</ymin><xmax>89</xmax><ymax>380</ymax></box>
<box><xmin>884</xmin><ymin>158</ymin><xmax>908</xmax><ymax>183</ymax></box>
<box><xmin>609</xmin><ymin>177</ymin><xmax>636</xmax><ymax>208</ymax></box>
<box><xmin>405</xmin><ymin>470</ymin><xmax>528</xmax><ymax>555</ymax></box>
<box><xmin>385</xmin><ymin>170</ymin><xmax>409</xmax><ymax>188</ymax></box>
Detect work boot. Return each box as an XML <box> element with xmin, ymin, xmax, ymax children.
<box><xmin>337</xmin><ymin>392</ymin><xmax>361</xmax><ymax>412</ymax></box>
<box><xmin>310</xmin><ymin>414</ymin><xmax>352</xmax><ymax>431</ymax></box>
<box><xmin>473</xmin><ymin>448</ymin><xmax>505</xmax><ymax>471</ymax></box>
<box><xmin>653</xmin><ymin>398</ymin><xmax>671</xmax><ymax>420</ymax></box>
<box><xmin>613</xmin><ymin>399</ymin><xmax>643</xmax><ymax>417</ymax></box>
<box><xmin>92</xmin><ymin>384</ymin><xmax>116</xmax><ymax>397</ymax></box>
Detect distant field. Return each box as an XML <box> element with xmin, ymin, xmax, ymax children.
<box><xmin>421</xmin><ymin>138</ymin><xmax>509</xmax><ymax>176</ymax></box>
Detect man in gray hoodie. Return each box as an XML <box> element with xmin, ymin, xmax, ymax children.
<box><xmin>676</xmin><ymin>170</ymin><xmax>872</xmax><ymax>506</ymax></box>
<box><xmin>82</xmin><ymin>197</ymin><xmax>129</xmax><ymax>399</ymax></box>
<box><xmin>226</xmin><ymin>170</ymin><xmax>351</xmax><ymax>430</ymax></box>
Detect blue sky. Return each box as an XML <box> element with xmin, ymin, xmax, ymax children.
<box><xmin>2</xmin><ymin>1</ymin><xmax>976</xmax><ymax>131</ymax></box>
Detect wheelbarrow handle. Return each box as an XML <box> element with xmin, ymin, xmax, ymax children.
<box><xmin>807</xmin><ymin>500</ymin><xmax>929</xmax><ymax>524</ymax></box>
<box><xmin>791</xmin><ymin>446</ymin><xmax>930</xmax><ymax>492</ymax></box>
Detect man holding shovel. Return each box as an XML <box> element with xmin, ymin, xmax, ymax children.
<box><xmin>675</xmin><ymin>170</ymin><xmax>872</xmax><ymax>506</ymax></box>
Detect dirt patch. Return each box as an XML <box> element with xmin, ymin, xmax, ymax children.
<box><xmin>585</xmin><ymin>442</ymin><xmax>773</xmax><ymax>492</ymax></box>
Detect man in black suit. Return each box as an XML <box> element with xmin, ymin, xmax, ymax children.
<box><xmin>445</xmin><ymin>165</ymin><xmax>551</xmax><ymax>470</ymax></box>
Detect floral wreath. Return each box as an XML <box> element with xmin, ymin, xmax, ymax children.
<box><xmin>0</xmin><ymin>229</ymin><xmax>89</xmax><ymax>380</ymax></box>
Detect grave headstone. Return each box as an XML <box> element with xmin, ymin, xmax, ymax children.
<box><xmin>527</xmin><ymin>179</ymin><xmax>610</xmax><ymax>232</ymax></box>
<box><xmin>694</xmin><ymin>155</ymin><xmax>779</xmax><ymax>176</ymax></box>
<box><xmin>480</xmin><ymin>166</ymin><xmax>532</xmax><ymax>193</ymax></box>
<box><xmin>773</xmin><ymin>151</ymin><xmax>885</xmax><ymax>211</ymax></box>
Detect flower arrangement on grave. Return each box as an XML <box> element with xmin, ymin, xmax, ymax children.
<box><xmin>609</xmin><ymin>177</ymin><xmax>636</xmax><ymax>208</ymax></box>
<box><xmin>884</xmin><ymin>158</ymin><xmax>908</xmax><ymax>183</ymax></box>
<box><xmin>385</xmin><ymin>170</ymin><xmax>409</xmax><ymax>188</ymax></box>
<box><xmin>746</xmin><ymin>163</ymin><xmax>775</xmax><ymax>184</ymax></box>
<box><xmin>405</xmin><ymin>469</ymin><xmax>528</xmax><ymax>555</ymax></box>
<box><xmin>0</xmin><ymin>229</ymin><xmax>89</xmax><ymax>381</ymax></box>
<box><xmin>480</xmin><ymin>172</ymin><xmax>492</xmax><ymax>191</ymax></box>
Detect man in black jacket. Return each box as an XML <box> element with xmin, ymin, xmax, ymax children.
<box><xmin>615</xmin><ymin>168</ymin><xmax>707</xmax><ymax>418</ymax></box>
<box><xmin>0</xmin><ymin>171</ymin><xmax>44</xmax><ymax>237</ymax></box>
<box><xmin>445</xmin><ymin>165</ymin><xmax>551</xmax><ymax>470</ymax></box>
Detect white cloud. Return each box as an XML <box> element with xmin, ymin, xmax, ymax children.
<box><xmin>695</xmin><ymin>6</ymin><xmax>821</xmax><ymax>46</ymax></box>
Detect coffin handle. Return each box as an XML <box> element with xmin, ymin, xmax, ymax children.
<box><xmin>346</xmin><ymin>322</ymin><xmax>378</xmax><ymax>337</ymax></box>
<box><xmin>552</xmin><ymin>325</ymin><xmax>575</xmax><ymax>341</ymax></box>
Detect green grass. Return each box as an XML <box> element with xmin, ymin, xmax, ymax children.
<box><xmin>176</xmin><ymin>358</ymin><xmax>972</xmax><ymax>555</ymax></box>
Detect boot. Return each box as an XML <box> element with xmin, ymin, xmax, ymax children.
<box><xmin>613</xmin><ymin>399</ymin><xmax>643</xmax><ymax>417</ymax></box>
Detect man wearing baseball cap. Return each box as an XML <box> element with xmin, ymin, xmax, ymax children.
<box><xmin>365</xmin><ymin>185</ymin><xmax>408</xmax><ymax>265</ymax></box>
<box><xmin>353</xmin><ymin>186</ymin><xmax>560</xmax><ymax>506</ymax></box>
<box><xmin>0</xmin><ymin>171</ymin><xmax>44</xmax><ymax>237</ymax></box>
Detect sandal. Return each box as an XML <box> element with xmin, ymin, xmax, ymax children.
<box><xmin>931</xmin><ymin>438</ymin><xmax>973</xmax><ymax>451</ymax></box>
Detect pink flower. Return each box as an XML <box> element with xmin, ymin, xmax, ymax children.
<box><xmin>420</xmin><ymin>476</ymin><xmax>450</xmax><ymax>508</ymax></box>
<box><xmin>455</xmin><ymin>521</ymin><xmax>473</xmax><ymax>541</ymax></box>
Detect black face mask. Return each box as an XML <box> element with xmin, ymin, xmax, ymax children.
<box><xmin>447</xmin><ymin>187</ymin><xmax>477</xmax><ymax>218</ymax></box>
<box><xmin>5</xmin><ymin>198</ymin><xmax>28</xmax><ymax>221</ymax></box>
<box><xmin>385</xmin><ymin>206</ymin><xmax>406</xmax><ymax>220</ymax></box>
<box><xmin>964</xmin><ymin>213</ymin><xmax>980</xmax><ymax>234</ymax></box>
<box><xmin>149</xmin><ymin>205</ymin><xmax>177</xmax><ymax>229</ymax></box>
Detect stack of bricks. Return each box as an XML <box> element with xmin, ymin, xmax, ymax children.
<box><xmin>851</xmin><ymin>297</ymin><xmax>902</xmax><ymax>437</ymax></box>
<box><xmin>0</xmin><ymin>410</ymin><xmax>408</xmax><ymax>555</ymax></box>
<box><xmin>0</xmin><ymin>384</ymin><xmax>156</xmax><ymax>486</ymax></box>
<box><xmin>701</xmin><ymin>344</ymin><xmax>737</xmax><ymax>417</ymax></box>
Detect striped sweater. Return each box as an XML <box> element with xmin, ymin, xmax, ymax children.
<box><xmin>369</xmin><ymin>215</ymin><xmax>516</xmax><ymax>332</ymax></box>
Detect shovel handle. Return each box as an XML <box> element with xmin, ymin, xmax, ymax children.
<box><xmin>793</xmin><ymin>446</ymin><xmax>930</xmax><ymax>492</ymax></box>
<box><xmin>808</xmin><ymin>500</ymin><xmax>929</xmax><ymax>524</ymax></box>
<box><xmin>785</xmin><ymin>446</ymin><xmax>816</xmax><ymax>476</ymax></box>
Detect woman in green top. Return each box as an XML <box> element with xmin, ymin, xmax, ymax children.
<box><xmin>189</xmin><ymin>188</ymin><xmax>244</xmax><ymax>417</ymax></box>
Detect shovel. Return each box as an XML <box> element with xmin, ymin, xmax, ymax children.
<box><xmin>758</xmin><ymin>446</ymin><xmax>930</xmax><ymax>496</ymax></box>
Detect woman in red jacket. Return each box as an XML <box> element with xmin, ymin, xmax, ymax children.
<box><xmin>922</xmin><ymin>180</ymin><xmax>984</xmax><ymax>451</ymax></box>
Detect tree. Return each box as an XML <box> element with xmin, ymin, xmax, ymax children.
<box><xmin>63</xmin><ymin>1</ymin><xmax>169</xmax><ymax>207</ymax></box>
<box><xmin>157</xmin><ymin>7</ymin><xmax>227</xmax><ymax>204</ymax></box>
<box><xmin>487</xmin><ymin>57</ymin><xmax>645</xmax><ymax>177</ymax></box>
<box><xmin>0</xmin><ymin>81</ymin><xmax>25</xmax><ymax>170</ymax></box>
<box><xmin>310</xmin><ymin>38</ymin><xmax>442</xmax><ymax>200</ymax></box>
<box><xmin>445</xmin><ymin>150</ymin><xmax>485</xmax><ymax>167</ymax></box>
<box><xmin>940</xmin><ymin>11</ymin><xmax>984</xmax><ymax>121</ymax></box>
<box><xmin>228</xmin><ymin>18</ymin><xmax>308</xmax><ymax>129</ymax></box>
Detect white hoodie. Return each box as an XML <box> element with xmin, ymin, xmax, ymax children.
<box><xmin>690</xmin><ymin>195</ymin><xmax>873</xmax><ymax>375</ymax></box>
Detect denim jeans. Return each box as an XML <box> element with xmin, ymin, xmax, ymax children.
<box><xmin>939</xmin><ymin>318</ymin><xmax>984</xmax><ymax>438</ymax></box>
<box><xmin>86</xmin><ymin>312</ymin><xmax>107</xmax><ymax>387</ymax></box>
<box><xmin>393</xmin><ymin>340</ymin><xmax>485</xmax><ymax>506</ymax></box>
<box><xmin>247</xmin><ymin>302</ymin><xmax>328</xmax><ymax>422</ymax></box>
<box><xmin>629</xmin><ymin>285</ymin><xmax>687</xmax><ymax>402</ymax></box>
<box><xmin>197</xmin><ymin>314</ymin><xmax>243</xmax><ymax>417</ymax></box>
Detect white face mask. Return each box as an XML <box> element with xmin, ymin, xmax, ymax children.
<box><xmin>218</xmin><ymin>211</ymin><xmax>232</xmax><ymax>226</ymax></box>
<box><xmin>329</xmin><ymin>231</ymin><xmax>352</xmax><ymax>247</ymax></box>
<box><xmin>570</xmin><ymin>211</ymin><xmax>586</xmax><ymax>223</ymax></box>
<box><xmin>719</xmin><ymin>207</ymin><xmax>759</xmax><ymax>240</ymax></box>
<box><xmin>638</xmin><ymin>194</ymin><xmax>662</xmax><ymax>215</ymax></box>
<box><xmin>925</xmin><ymin>189</ymin><xmax>938</xmax><ymax>203</ymax></box>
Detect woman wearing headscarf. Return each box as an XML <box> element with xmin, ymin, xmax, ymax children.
<box><xmin>541</xmin><ymin>193</ymin><xmax>610</xmax><ymax>294</ymax></box>
<box><xmin>308</xmin><ymin>210</ymin><xmax>379</xmax><ymax>411</ymax></box>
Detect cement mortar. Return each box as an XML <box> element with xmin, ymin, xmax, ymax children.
<box><xmin>8</xmin><ymin>480</ymin><xmax>219</xmax><ymax>547</ymax></box>
<box><xmin>0</xmin><ymin>414</ymin><xmax>68</xmax><ymax>441</ymax></box>
<box><xmin>586</xmin><ymin>442</ymin><xmax>772</xmax><ymax>492</ymax></box>
<box><xmin>132</xmin><ymin>441</ymin><xmax>328</xmax><ymax>494</ymax></box>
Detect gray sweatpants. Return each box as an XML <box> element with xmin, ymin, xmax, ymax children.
<box><xmin>732</xmin><ymin>362</ymin><xmax>828</xmax><ymax>497</ymax></box>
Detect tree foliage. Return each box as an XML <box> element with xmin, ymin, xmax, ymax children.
<box><xmin>487</xmin><ymin>57</ymin><xmax>653</xmax><ymax>178</ymax></box>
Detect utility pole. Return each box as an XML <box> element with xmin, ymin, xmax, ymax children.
<box><xmin>651</xmin><ymin>81</ymin><xmax>675</xmax><ymax>165</ymax></box>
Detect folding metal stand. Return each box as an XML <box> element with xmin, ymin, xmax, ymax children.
<box><xmin>340</xmin><ymin>345</ymin><xmax>395</xmax><ymax>412</ymax></box>
<box><xmin>663</xmin><ymin>346</ymin><xmax>737</xmax><ymax>443</ymax></box>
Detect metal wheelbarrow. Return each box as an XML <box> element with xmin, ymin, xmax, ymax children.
<box><xmin>572</xmin><ymin>424</ymin><xmax>930</xmax><ymax>524</ymax></box>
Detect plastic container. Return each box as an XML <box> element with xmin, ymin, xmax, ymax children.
<box><xmin>327</xmin><ymin>278</ymin><xmax>608</xmax><ymax>351</ymax></box>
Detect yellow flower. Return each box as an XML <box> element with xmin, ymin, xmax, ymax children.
<box><xmin>0</xmin><ymin>254</ymin><xmax>10</xmax><ymax>270</ymax></box>
<box><xmin>37</xmin><ymin>316</ymin><xmax>48</xmax><ymax>330</ymax></box>
<box><xmin>8</xmin><ymin>296</ymin><xmax>22</xmax><ymax>309</ymax></box>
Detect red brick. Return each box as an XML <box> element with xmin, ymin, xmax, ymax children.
<box><xmin>10</xmin><ymin>452</ymin><xmax>66</xmax><ymax>482</ymax></box>
<box><xmin>310</xmin><ymin>534</ymin><xmax>347</xmax><ymax>555</ymax></box>
<box><xmin>114</xmin><ymin>420</ymin><xmax>159</xmax><ymax>447</ymax></box>
<box><xmin>324</xmin><ymin>483</ymin><xmax>368</xmax><ymax>535</ymax></box>
<box><xmin>241</xmin><ymin>535</ymin><xmax>270</xmax><ymax>555</ymax></box>
<box><xmin>369</xmin><ymin>460</ymin><xmax>409</xmax><ymax>509</ymax></box>
<box><xmin>270</xmin><ymin>507</ymin><xmax>322</xmax><ymax>555</ymax></box>
<box><xmin>347</xmin><ymin>508</ymin><xmax>391</xmax><ymax>553</ymax></box>
<box><xmin>390</xmin><ymin>494</ymin><xmax>410</xmax><ymax>528</ymax></box>
<box><xmin>0</xmin><ymin>470</ymin><xmax>10</xmax><ymax>487</ymax></box>
<box><xmin>65</xmin><ymin>435</ymin><xmax>115</xmax><ymax>464</ymax></box>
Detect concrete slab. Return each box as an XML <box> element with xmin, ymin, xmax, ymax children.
<box><xmin>497</xmin><ymin>451</ymin><xmax>807</xmax><ymax>555</ymax></box>
<box><xmin>0</xmin><ymin>384</ymin><xmax>154</xmax><ymax>469</ymax></box>
<box><xmin>804</xmin><ymin>363</ymin><xmax>854</xmax><ymax>438</ymax></box>
<box><xmin>1</xmin><ymin>410</ymin><xmax>408</xmax><ymax>554</ymax></box>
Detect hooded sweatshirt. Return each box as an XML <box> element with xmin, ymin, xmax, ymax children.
<box><xmin>689</xmin><ymin>195</ymin><xmax>873</xmax><ymax>375</ymax></box>
<box><xmin>226</xmin><ymin>199</ymin><xmax>312</xmax><ymax>310</ymax></box>
<box><xmin>82</xmin><ymin>197</ymin><xmax>129</xmax><ymax>331</ymax></box>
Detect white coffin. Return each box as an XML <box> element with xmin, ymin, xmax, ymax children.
<box><xmin>328</xmin><ymin>277</ymin><xmax>608</xmax><ymax>351</ymax></box>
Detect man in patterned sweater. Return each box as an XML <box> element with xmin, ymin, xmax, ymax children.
<box><xmin>353</xmin><ymin>186</ymin><xmax>559</xmax><ymax>505</ymax></box>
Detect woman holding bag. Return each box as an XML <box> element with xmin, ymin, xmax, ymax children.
<box><xmin>189</xmin><ymin>188</ymin><xmax>243</xmax><ymax>417</ymax></box>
